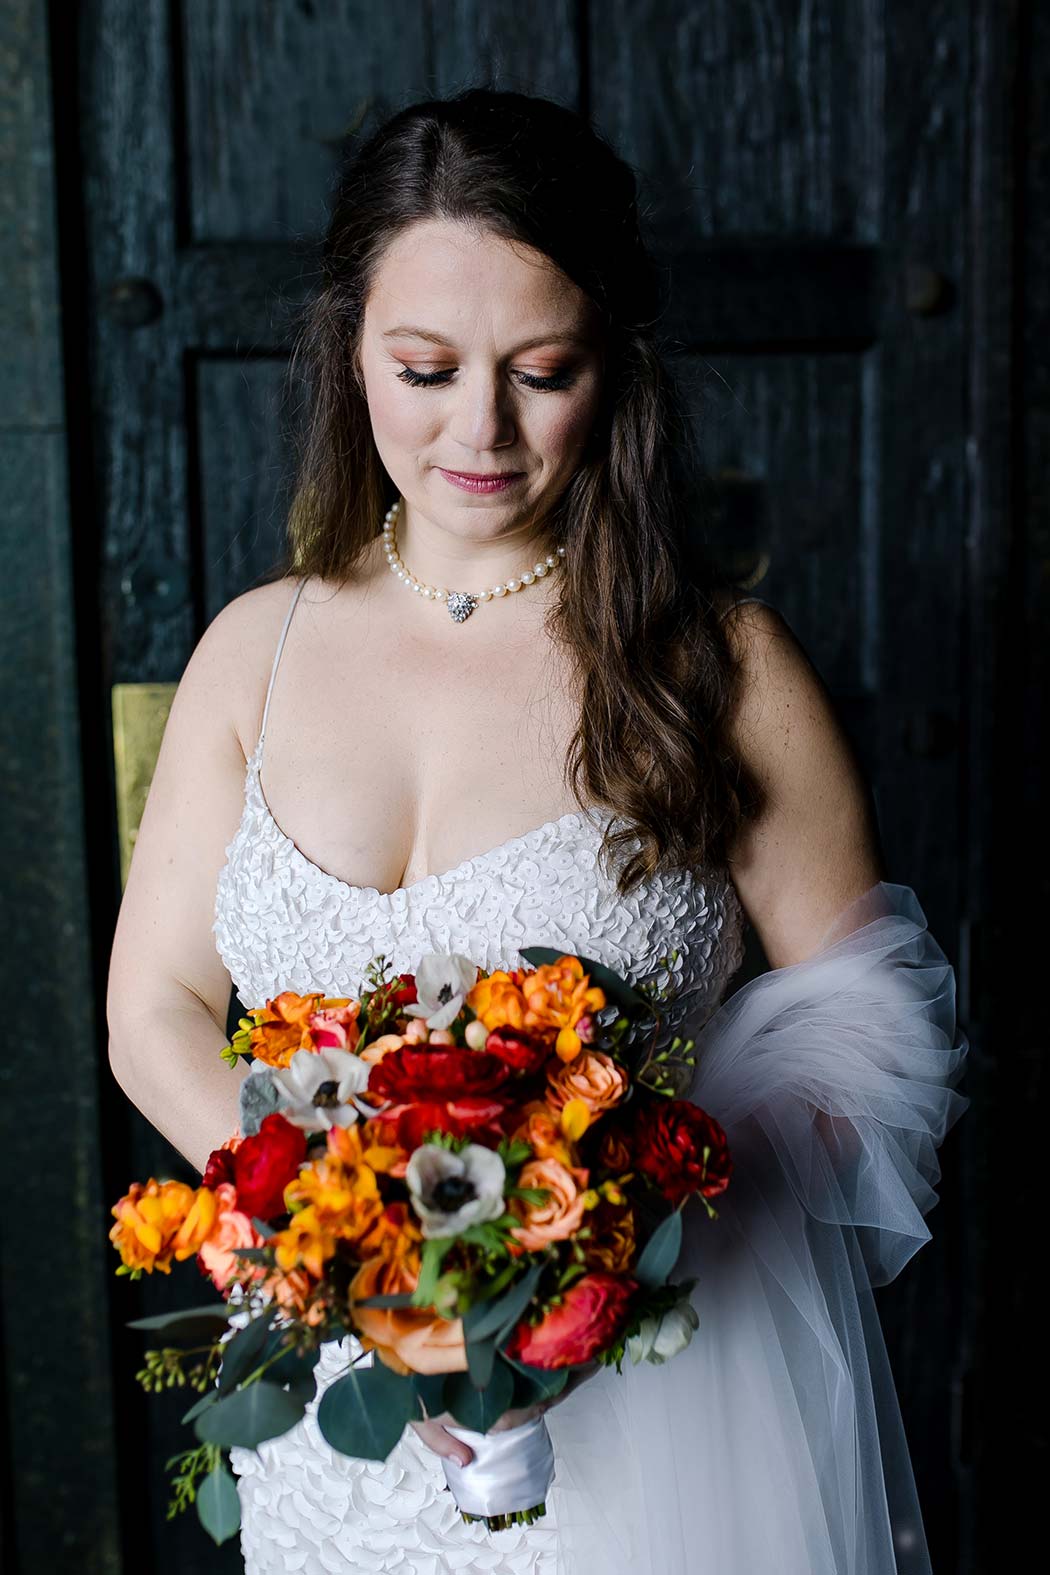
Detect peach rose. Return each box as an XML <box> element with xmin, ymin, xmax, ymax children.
<box><xmin>508</xmin><ymin>1156</ymin><xmax>589</xmax><ymax>1250</ymax></box>
<box><xmin>197</xmin><ymin>1183</ymin><xmax>266</xmax><ymax>1291</ymax></box>
<box><xmin>350</xmin><ymin>1253</ymin><xmax>468</xmax><ymax>1376</ymax></box>
<box><xmin>358</xmin><ymin>1031</ymin><xmax>407</xmax><ymax>1066</ymax></box>
<box><xmin>546</xmin><ymin>1050</ymin><xmax>628</xmax><ymax>1118</ymax></box>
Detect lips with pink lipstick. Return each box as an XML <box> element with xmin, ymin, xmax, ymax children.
<box><xmin>438</xmin><ymin>467</ymin><xmax>524</xmax><ymax>494</ymax></box>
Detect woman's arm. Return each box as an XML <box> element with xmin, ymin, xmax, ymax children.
<box><xmin>720</xmin><ymin>600</ymin><xmax>888</xmax><ymax>966</ymax></box>
<box><xmin>106</xmin><ymin>590</ymin><xmax>273</xmax><ymax>1175</ymax></box>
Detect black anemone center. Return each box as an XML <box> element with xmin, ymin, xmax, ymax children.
<box><xmin>312</xmin><ymin>1080</ymin><xmax>341</xmax><ymax>1107</ymax></box>
<box><xmin>434</xmin><ymin>1175</ymin><xmax>475</xmax><ymax>1209</ymax></box>
<box><xmin>437</xmin><ymin>983</ymin><xmax>454</xmax><ymax>1004</ymax></box>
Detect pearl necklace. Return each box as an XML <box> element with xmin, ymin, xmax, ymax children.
<box><xmin>382</xmin><ymin>497</ymin><xmax>566</xmax><ymax>623</ymax></box>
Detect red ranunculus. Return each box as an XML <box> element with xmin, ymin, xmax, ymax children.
<box><xmin>391</xmin><ymin>1096</ymin><xmax>509</xmax><ymax>1151</ymax></box>
<box><xmin>390</xmin><ymin>973</ymin><xmax>417</xmax><ymax>1007</ymax></box>
<box><xmin>482</xmin><ymin>1026</ymin><xmax>550</xmax><ymax>1075</ymax></box>
<box><xmin>368</xmin><ymin>1046</ymin><xmax>510</xmax><ymax>1102</ymax></box>
<box><xmin>202</xmin><ymin>1145</ymin><xmax>237</xmax><ymax>1190</ymax></box>
<box><xmin>632</xmin><ymin>1099</ymin><xmax>732</xmax><ymax>1206</ymax></box>
<box><xmin>504</xmin><ymin>1272</ymin><xmax>637</xmax><ymax>1369</ymax></box>
<box><xmin>232</xmin><ymin>1113</ymin><xmax>307</xmax><ymax>1220</ymax></box>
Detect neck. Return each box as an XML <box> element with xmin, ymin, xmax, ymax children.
<box><xmin>388</xmin><ymin>497</ymin><xmax>560</xmax><ymax>596</ymax></box>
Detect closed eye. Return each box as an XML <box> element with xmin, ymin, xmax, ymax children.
<box><xmin>396</xmin><ymin>366</ymin><xmax>577</xmax><ymax>392</ymax></box>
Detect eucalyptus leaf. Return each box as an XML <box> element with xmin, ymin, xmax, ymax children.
<box><xmin>180</xmin><ymin>1389</ymin><xmax>220</xmax><ymax>1425</ymax></box>
<box><xmin>353</xmin><ymin>1292</ymin><xmax>416</xmax><ymax>1308</ymax></box>
<box><xmin>517</xmin><ymin>946</ymin><xmax>654</xmax><ymax>1018</ymax></box>
<box><xmin>317</xmin><ymin>1361</ymin><xmax>417</xmax><ymax>1461</ymax></box>
<box><xmin>197</xmin><ymin>1459</ymin><xmax>241</xmax><ymax>1544</ymax></box>
<box><xmin>410</xmin><ymin>1372</ymin><xmax>448</xmax><ymax>1418</ymax></box>
<box><xmin>127</xmin><ymin>1304</ymin><xmax>232</xmax><ymax>1342</ymax></box>
<box><xmin>194</xmin><ymin>1380</ymin><xmax>307</xmax><ymax>1449</ymax></box>
<box><xmin>443</xmin><ymin>1357</ymin><xmax>514</xmax><ymax>1432</ymax></box>
<box><xmin>465</xmin><ymin>1330</ymin><xmax>497</xmax><ymax>1390</ymax></box>
<box><xmin>634</xmin><ymin>1208</ymin><xmax>683</xmax><ymax>1288</ymax></box>
<box><xmin>464</xmin><ymin>1262</ymin><xmax>542</xmax><ymax>1345</ymax></box>
<box><xmin>499</xmin><ymin>1352</ymin><xmax>571</xmax><ymax>1403</ymax></box>
<box><xmin>217</xmin><ymin>1312</ymin><xmax>276</xmax><ymax>1394</ymax></box>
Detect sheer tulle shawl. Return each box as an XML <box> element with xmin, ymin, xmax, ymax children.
<box><xmin>543</xmin><ymin>881</ymin><xmax>970</xmax><ymax>1575</ymax></box>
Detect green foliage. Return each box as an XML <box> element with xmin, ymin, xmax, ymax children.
<box><xmin>196</xmin><ymin>1457</ymin><xmax>241</xmax><ymax>1544</ymax></box>
<box><xmin>316</xmin><ymin>1360</ymin><xmax>417</xmax><ymax>1460</ymax></box>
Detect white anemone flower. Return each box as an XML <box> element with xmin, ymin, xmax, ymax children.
<box><xmin>269</xmin><ymin>1046</ymin><xmax>373</xmax><ymax>1132</ymax></box>
<box><xmin>626</xmin><ymin>1297</ymin><xmax>700</xmax><ymax>1366</ymax></box>
<box><xmin>402</xmin><ymin>952</ymin><xmax>479</xmax><ymax>1031</ymax></box>
<box><xmin>405</xmin><ymin>1142</ymin><xmax>507</xmax><ymax>1238</ymax></box>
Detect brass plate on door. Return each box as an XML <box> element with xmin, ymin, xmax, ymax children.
<box><xmin>111</xmin><ymin>682</ymin><xmax>177</xmax><ymax>889</ymax></box>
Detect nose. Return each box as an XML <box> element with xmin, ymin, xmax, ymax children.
<box><xmin>446</xmin><ymin>368</ymin><xmax>518</xmax><ymax>455</ymax></box>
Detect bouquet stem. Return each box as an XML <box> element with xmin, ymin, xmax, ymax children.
<box><xmin>440</xmin><ymin>1414</ymin><xmax>555</xmax><ymax>1530</ymax></box>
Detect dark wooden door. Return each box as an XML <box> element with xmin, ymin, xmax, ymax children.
<box><xmin>6</xmin><ymin>1</ymin><xmax>1026</xmax><ymax>1570</ymax></box>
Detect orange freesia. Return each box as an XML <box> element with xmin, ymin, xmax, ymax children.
<box><xmin>270</xmin><ymin>1204</ymin><xmax>341</xmax><ymax>1280</ymax></box>
<box><xmin>247</xmin><ymin>991</ymin><xmax>360</xmax><ymax>1069</ymax></box>
<box><xmin>359</xmin><ymin>1115</ymin><xmax>411</xmax><ymax>1178</ymax></box>
<box><xmin>508</xmin><ymin>1156</ymin><xmax>589</xmax><ymax>1250</ymax></box>
<box><xmin>465</xmin><ymin>968</ymin><xmax>531</xmax><ymax>1032</ymax></box>
<box><xmin>358</xmin><ymin>1031</ymin><xmax>408</xmax><ymax>1066</ymax></box>
<box><xmin>264</xmin><ymin>1265</ymin><xmax>330</xmax><ymax>1328</ymax></box>
<box><xmin>283</xmin><ymin>1143</ymin><xmax>383</xmax><ymax>1246</ymax></box>
<box><xmin>580</xmin><ymin>1198</ymin><xmax>637</xmax><ymax>1273</ymax></box>
<box><xmin>109</xmin><ymin>1178</ymin><xmax>219</xmax><ymax>1274</ymax></box>
<box><xmin>523</xmin><ymin>958</ymin><xmax>606</xmax><ymax>1061</ymax></box>
<box><xmin>350</xmin><ymin>1252</ymin><xmax>468</xmax><ymax>1376</ymax></box>
<box><xmin>510</xmin><ymin>1101</ymin><xmax>577</xmax><ymax>1166</ymax></box>
<box><xmin>357</xmin><ymin>1200</ymin><xmax>424</xmax><ymax>1261</ymax></box>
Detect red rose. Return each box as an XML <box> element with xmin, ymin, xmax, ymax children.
<box><xmin>504</xmin><ymin>1272</ymin><xmax>637</xmax><ymax>1369</ymax></box>
<box><xmin>202</xmin><ymin>1145</ymin><xmax>237</xmax><ymax>1190</ymax></box>
<box><xmin>482</xmin><ymin>1026</ymin><xmax>550</xmax><ymax>1075</ymax></box>
<box><xmin>232</xmin><ymin>1112</ymin><xmax>307</xmax><ymax>1220</ymax></box>
<box><xmin>368</xmin><ymin>1046</ymin><xmax>510</xmax><ymax>1102</ymax></box>
<box><xmin>632</xmin><ymin>1100</ymin><xmax>732</xmax><ymax>1206</ymax></box>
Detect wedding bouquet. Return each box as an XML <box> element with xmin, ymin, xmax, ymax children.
<box><xmin>109</xmin><ymin>945</ymin><xmax>731</xmax><ymax>1545</ymax></box>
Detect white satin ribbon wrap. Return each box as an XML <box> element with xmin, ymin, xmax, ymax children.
<box><xmin>537</xmin><ymin>881</ymin><xmax>970</xmax><ymax>1575</ymax></box>
<box><xmin>440</xmin><ymin>1413</ymin><xmax>556</xmax><ymax>1516</ymax></box>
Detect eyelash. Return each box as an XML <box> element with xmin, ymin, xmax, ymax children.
<box><xmin>396</xmin><ymin>366</ymin><xmax>577</xmax><ymax>392</ymax></box>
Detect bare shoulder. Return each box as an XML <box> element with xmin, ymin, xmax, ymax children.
<box><xmin>191</xmin><ymin>573</ymin><xmax>305</xmax><ymax>760</ymax></box>
<box><xmin>719</xmin><ymin>598</ymin><xmax>887</xmax><ymax>967</ymax></box>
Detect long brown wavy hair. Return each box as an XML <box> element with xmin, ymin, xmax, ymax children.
<box><xmin>277</xmin><ymin>85</ymin><xmax>762</xmax><ymax>898</ymax></box>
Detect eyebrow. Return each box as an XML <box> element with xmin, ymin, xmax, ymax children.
<box><xmin>380</xmin><ymin>324</ymin><xmax>590</xmax><ymax>351</ymax></box>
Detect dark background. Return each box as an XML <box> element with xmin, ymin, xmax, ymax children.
<box><xmin>2</xmin><ymin>1</ymin><xmax>1041</xmax><ymax>1571</ymax></box>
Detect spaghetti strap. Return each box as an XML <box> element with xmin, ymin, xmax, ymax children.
<box><xmin>256</xmin><ymin>577</ymin><xmax>307</xmax><ymax>759</ymax></box>
<box><xmin>718</xmin><ymin>592</ymin><xmax>771</xmax><ymax>620</ymax></box>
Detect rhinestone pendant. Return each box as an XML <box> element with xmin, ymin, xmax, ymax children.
<box><xmin>447</xmin><ymin>590</ymin><xmax>478</xmax><ymax>624</ymax></box>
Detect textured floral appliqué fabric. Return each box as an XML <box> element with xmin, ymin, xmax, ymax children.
<box><xmin>212</xmin><ymin>740</ymin><xmax>747</xmax><ymax>1574</ymax></box>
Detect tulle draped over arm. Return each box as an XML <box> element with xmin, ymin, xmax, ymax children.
<box><xmin>544</xmin><ymin>880</ymin><xmax>970</xmax><ymax>1575</ymax></box>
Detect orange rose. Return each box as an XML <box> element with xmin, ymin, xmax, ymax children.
<box><xmin>508</xmin><ymin>1156</ymin><xmax>589</xmax><ymax>1250</ymax></box>
<box><xmin>197</xmin><ymin>1184</ymin><xmax>267</xmax><ymax>1291</ymax></box>
<box><xmin>350</xmin><ymin>1253</ymin><xmax>468</xmax><ymax>1375</ymax></box>
<box><xmin>546</xmin><ymin>1051</ymin><xmax>628</xmax><ymax>1118</ymax></box>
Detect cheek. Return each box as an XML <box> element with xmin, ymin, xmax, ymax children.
<box><xmin>363</xmin><ymin>372</ymin><xmax>436</xmax><ymax>449</ymax></box>
<box><xmin>532</xmin><ymin>391</ymin><xmax>601</xmax><ymax>460</ymax></box>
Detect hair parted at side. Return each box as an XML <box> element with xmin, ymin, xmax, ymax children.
<box><xmin>276</xmin><ymin>83</ymin><xmax>763</xmax><ymax>899</ymax></box>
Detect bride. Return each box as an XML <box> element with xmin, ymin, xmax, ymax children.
<box><xmin>107</xmin><ymin>87</ymin><xmax>969</xmax><ymax>1575</ymax></box>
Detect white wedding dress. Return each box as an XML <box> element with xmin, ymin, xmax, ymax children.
<box><xmin>211</xmin><ymin>578</ymin><xmax>969</xmax><ymax>1575</ymax></box>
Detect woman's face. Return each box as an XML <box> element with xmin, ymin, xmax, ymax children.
<box><xmin>357</xmin><ymin>218</ymin><xmax>606</xmax><ymax>545</ymax></box>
